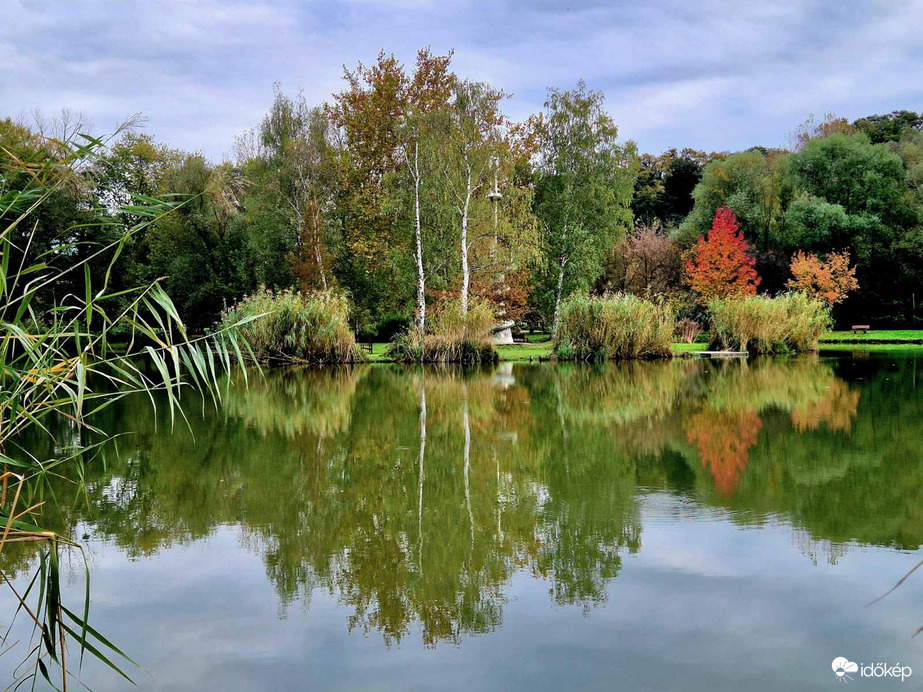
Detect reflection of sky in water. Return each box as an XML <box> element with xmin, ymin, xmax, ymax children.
<box><xmin>5</xmin><ymin>497</ymin><xmax>921</xmax><ymax>691</ymax></box>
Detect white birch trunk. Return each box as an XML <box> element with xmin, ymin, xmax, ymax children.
<box><xmin>460</xmin><ymin>167</ymin><xmax>472</xmax><ymax>317</ymax></box>
<box><xmin>412</xmin><ymin>142</ymin><xmax>426</xmax><ymax>332</ymax></box>
<box><xmin>552</xmin><ymin>252</ymin><xmax>567</xmax><ymax>336</ymax></box>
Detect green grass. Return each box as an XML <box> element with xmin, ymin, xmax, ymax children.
<box><xmin>672</xmin><ymin>342</ymin><xmax>708</xmax><ymax>353</ymax></box>
<box><xmin>820</xmin><ymin>330</ymin><xmax>923</xmax><ymax>343</ymax></box>
<box><xmin>819</xmin><ymin>342</ymin><xmax>923</xmax><ymax>352</ymax></box>
<box><xmin>496</xmin><ymin>342</ymin><xmax>555</xmax><ymax>361</ymax></box>
<box><xmin>364</xmin><ymin>342</ymin><xmax>395</xmax><ymax>362</ymax></box>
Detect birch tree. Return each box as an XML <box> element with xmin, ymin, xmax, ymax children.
<box><xmin>440</xmin><ymin>80</ymin><xmax>504</xmax><ymax>316</ymax></box>
<box><xmin>534</xmin><ymin>82</ymin><xmax>638</xmax><ymax>333</ymax></box>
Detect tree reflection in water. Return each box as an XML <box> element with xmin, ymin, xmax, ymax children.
<box><xmin>8</xmin><ymin>353</ymin><xmax>923</xmax><ymax>647</ymax></box>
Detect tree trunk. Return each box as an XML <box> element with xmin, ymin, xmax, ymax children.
<box><xmin>310</xmin><ymin>201</ymin><xmax>328</xmax><ymax>291</ymax></box>
<box><xmin>413</xmin><ymin>142</ymin><xmax>426</xmax><ymax>332</ymax></box>
<box><xmin>460</xmin><ymin>168</ymin><xmax>472</xmax><ymax>317</ymax></box>
<box><xmin>552</xmin><ymin>252</ymin><xmax>566</xmax><ymax>336</ymax></box>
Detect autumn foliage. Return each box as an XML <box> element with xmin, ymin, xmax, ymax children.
<box><xmin>684</xmin><ymin>206</ymin><xmax>760</xmax><ymax>302</ymax></box>
<box><xmin>787</xmin><ymin>250</ymin><xmax>858</xmax><ymax>305</ymax></box>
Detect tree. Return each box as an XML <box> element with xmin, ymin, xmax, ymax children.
<box><xmin>676</xmin><ymin>148</ymin><xmax>793</xmax><ymax>253</ymax></box>
<box><xmin>790</xmin><ymin>112</ymin><xmax>854</xmax><ymax>151</ymax></box>
<box><xmin>788</xmin><ymin>133</ymin><xmax>920</xmax><ymax>321</ymax></box>
<box><xmin>600</xmin><ymin>222</ymin><xmax>681</xmax><ymax>297</ymax></box>
<box><xmin>684</xmin><ymin>206</ymin><xmax>760</xmax><ymax>301</ymax></box>
<box><xmin>632</xmin><ymin>148</ymin><xmax>710</xmax><ymax>228</ymax></box>
<box><xmin>439</xmin><ymin>79</ymin><xmax>504</xmax><ymax>316</ymax></box>
<box><xmin>787</xmin><ymin>250</ymin><xmax>858</xmax><ymax>305</ymax></box>
<box><xmin>853</xmin><ymin>110</ymin><xmax>923</xmax><ymax>144</ymax></box>
<box><xmin>533</xmin><ymin>81</ymin><xmax>638</xmax><ymax>333</ymax></box>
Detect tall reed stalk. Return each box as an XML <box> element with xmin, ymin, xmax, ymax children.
<box><xmin>1</xmin><ymin>130</ymin><xmax>249</xmax><ymax>688</ymax></box>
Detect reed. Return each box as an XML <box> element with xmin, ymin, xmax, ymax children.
<box><xmin>553</xmin><ymin>293</ymin><xmax>674</xmax><ymax>362</ymax></box>
<box><xmin>390</xmin><ymin>299</ymin><xmax>498</xmax><ymax>364</ymax></box>
<box><xmin>707</xmin><ymin>292</ymin><xmax>832</xmax><ymax>354</ymax></box>
<box><xmin>220</xmin><ymin>287</ymin><xmax>362</xmax><ymax>364</ymax></box>
<box><xmin>1</xmin><ymin>130</ymin><xmax>248</xmax><ymax>688</ymax></box>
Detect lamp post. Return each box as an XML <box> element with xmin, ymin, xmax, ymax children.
<box><xmin>487</xmin><ymin>156</ymin><xmax>502</xmax><ymax>258</ymax></box>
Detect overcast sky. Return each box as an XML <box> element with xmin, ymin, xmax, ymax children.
<box><xmin>3</xmin><ymin>0</ymin><xmax>922</xmax><ymax>160</ymax></box>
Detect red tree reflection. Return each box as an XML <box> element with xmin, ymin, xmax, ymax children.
<box><xmin>686</xmin><ymin>410</ymin><xmax>763</xmax><ymax>497</ymax></box>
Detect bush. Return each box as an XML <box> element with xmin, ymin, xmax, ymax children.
<box><xmin>675</xmin><ymin>318</ymin><xmax>703</xmax><ymax>344</ymax></box>
<box><xmin>220</xmin><ymin>288</ymin><xmax>362</xmax><ymax>363</ymax></box>
<box><xmin>553</xmin><ymin>293</ymin><xmax>674</xmax><ymax>362</ymax></box>
<box><xmin>390</xmin><ymin>299</ymin><xmax>498</xmax><ymax>364</ymax></box>
<box><xmin>707</xmin><ymin>292</ymin><xmax>832</xmax><ymax>354</ymax></box>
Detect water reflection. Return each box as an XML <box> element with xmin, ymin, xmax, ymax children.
<box><xmin>7</xmin><ymin>354</ymin><xmax>923</xmax><ymax>649</ymax></box>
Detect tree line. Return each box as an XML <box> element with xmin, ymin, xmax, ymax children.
<box><xmin>3</xmin><ymin>49</ymin><xmax>922</xmax><ymax>336</ymax></box>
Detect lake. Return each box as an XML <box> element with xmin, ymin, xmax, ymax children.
<box><xmin>3</xmin><ymin>352</ymin><xmax>922</xmax><ymax>690</ymax></box>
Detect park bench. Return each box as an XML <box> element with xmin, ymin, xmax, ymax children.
<box><xmin>851</xmin><ymin>325</ymin><xmax>870</xmax><ymax>334</ymax></box>
<box><xmin>361</xmin><ymin>342</ymin><xmax>373</xmax><ymax>354</ymax></box>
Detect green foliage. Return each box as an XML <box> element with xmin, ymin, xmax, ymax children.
<box><xmin>632</xmin><ymin>148</ymin><xmax>710</xmax><ymax>227</ymax></box>
<box><xmin>707</xmin><ymin>292</ymin><xmax>832</xmax><ymax>353</ymax></box>
<box><xmin>853</xmin><ymin>110</ymin><xmax>923</xmax><ymax>144</ymax></box>
<box><xmin>675</xmin><ymin>148</ymin><xmax>793</xmax><ymax>252</ymax></box>
<box><xmin>220</xmin><ymin>288</ymin><xmax>361</xmax><ymax>363</ymax></box>
<box><xmin>553</xmin><ymin>293</ymin><xmax>674</xmax><ymax>362</ymax></box>
<box><xmin>533</xmin><ymin>81</ymin><xmax>639</xmax><ymax>328</ymax></box>
<box><xmin>390</xmin><ymin>298</ymin><xmax>497</xmax><ymax>364</ymax></box>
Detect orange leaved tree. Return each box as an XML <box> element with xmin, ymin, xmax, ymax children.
<box><xmin>786</xmin><ymin>250</ymin><xmax>858</xmax><ymax>305</ymax></box>
<box><xmin>684</xmin><ymin>205</ymin><xmax>760</xmax><ymax>302</ymax></box>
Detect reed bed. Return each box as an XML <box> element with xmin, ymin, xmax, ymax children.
<box><xmin>390</xmin><ymin>299</ymin><xmax>498</xmax><ymax>364</ymax></box>
<box><xmin>220</xmin><ymin>288</ymin><xmax>362</xmax><ymax>364</ymax></box>
<box><xmin>553</xmin><ymin>293</ymin><xmax>674</xmax><ymax>362</ymax></box>
<box><xmin>707</xmin><ymin>292</ymin><xmax>831</xmax><ymax>354</ymax></box>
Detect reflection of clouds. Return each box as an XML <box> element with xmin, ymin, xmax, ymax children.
<box><xmin>13</xmin><ymin>494</ymin><xmax>922</xmax><ymax>691</ymax></box>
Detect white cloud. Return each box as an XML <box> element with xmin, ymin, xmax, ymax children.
<box><xmin>2</xmin><ymin>0</ymin><xmax>922</xmax><ymax>159</ymax></box>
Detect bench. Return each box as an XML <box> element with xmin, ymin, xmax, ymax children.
<box><xmin>361</xmin><ymin>342</ymin><xmax>373</xmax><ymax>354</ymax></box>
<box><xmin>851</xmin><ymin>325</ymin><xmax>870</xmax><ymax>334</ymax></box>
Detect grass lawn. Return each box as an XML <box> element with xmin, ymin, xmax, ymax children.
<box><xmin>820</xmin><ymin>329</ymin><xmax>923</xmax><ymax>343</ymax></box>
<box><xmin>366</xmin><ymin>340</ymin><xmax>708</xmax><ymax>363</ymax></box>
<box><xmin>819</xmin><ymin>342</ymin><xmax>923</xmax><ymax>353</ymax></box>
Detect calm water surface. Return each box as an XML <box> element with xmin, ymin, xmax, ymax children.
<box><xmin>3</xmin><ymin>353</ymin><xmax>923</xmax><ymax>690</ymax></box>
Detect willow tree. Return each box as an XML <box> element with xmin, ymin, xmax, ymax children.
<box><xmin>533</xmin><ymin>81</ymin><xmax>638</xmax><ymax>333</ymax></box>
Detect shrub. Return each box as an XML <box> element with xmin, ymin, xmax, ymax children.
<box><xmin>707</xmin><ymin>292</ymin><xmax>832</xmax><ymax>354</ymax></box>
<box><xmin>553</xmin><ymin>293</ymin><xmax>674</xmax><ymax>362</ymax></box>
<box><xmin>220</xmin><ymin>288</ymin><xmax>362</xmax><ymax>363</ymax></box>
<box><xmin>390</xmin><ymin>299</ymin><xmax>498</xmax><ymax>364</ymax></box>
<box><xmin>675</xmin><ymin>318</ymin><xmax>703</xmax><ymax>344</ymax></box>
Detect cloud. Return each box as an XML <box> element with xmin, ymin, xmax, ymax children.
<box><xmin>2</xmin><ymin>0</ymin><xmax>922</xmax><ymax>159</ymax></box>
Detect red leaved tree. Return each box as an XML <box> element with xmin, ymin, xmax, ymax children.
<box><xmin>684</xmin><ymin>205</ymin><xmax>760</xmax><ymax>302</ymax></box>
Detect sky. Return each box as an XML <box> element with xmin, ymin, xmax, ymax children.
<box><xmin>3</xmin><ymin>0</ymin><xmax>923</xmax><ymax>161</ymax></box>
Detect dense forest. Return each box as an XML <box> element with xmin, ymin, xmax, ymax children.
<box><xmin>3</xmin><ymin>48</ymin><xmax>923</xmax><ymax>337</ymax></box>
